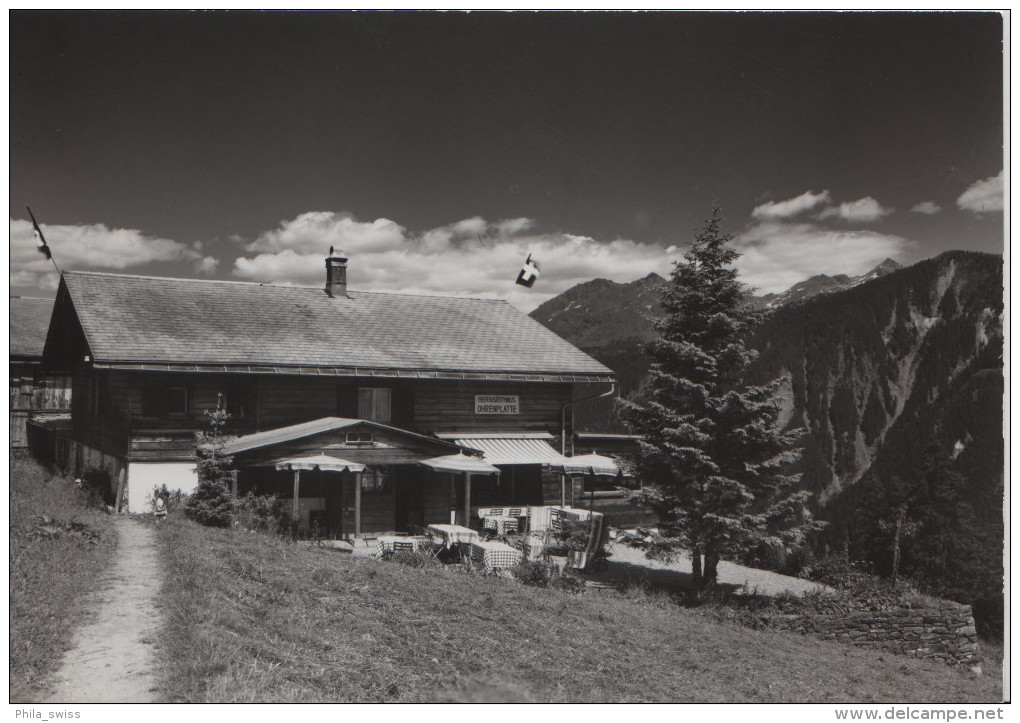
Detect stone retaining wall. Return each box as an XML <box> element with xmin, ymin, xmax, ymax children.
<box><xmin>760</xmin><ymin>604</ymin><xmax>979</xmax><ymax>666</ymax></box>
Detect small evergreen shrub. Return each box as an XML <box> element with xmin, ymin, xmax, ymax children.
<box><xmin>185</xmin><ymin>394</ymin><xmax>236</xmax><ymax>528</ymax></box>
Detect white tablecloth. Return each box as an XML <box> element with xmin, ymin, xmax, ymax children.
<box><xmin>426</xmin><ymin>524</ymin><xmax>480</xmax><ymax>547</ymax></box>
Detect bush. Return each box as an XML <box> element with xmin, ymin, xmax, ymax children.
<box><xmin>148</xmin><ymin>484</ymin><xmax>184</xmax><ymax>513</ymax></box>
<box><xmin>78</xmin><ymin>467</ymin><xmax>114</xmax><ymax>507</ymax></box>
<box><xmin>232</xmin><ymin>491</ymin><xmax>284</xmax><ymax>533</ymax></box>
<box><xmin>511</xmin><ymin>559</ymin><xmax>559</xmax><ymax>587</ymax></box>
<box><xmin>799</xmin><ymin>554</ymin><xmax>929</xmax><ymax>612</ymax></box>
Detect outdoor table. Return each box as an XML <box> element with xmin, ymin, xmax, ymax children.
<box><xmin>426</xmin><ymin>524</ymin><xmax>480</xmax><ymax>547</ymax></box>
<box><xmin>375</xmin><ymin>535</ymin><xmax>432</xmax><ymax>556</ymax></box>
<box><xmin>557</xmin><ymin>507</ymin><xmax>592</xmax><ymax>522</ymax></box>
<box><xmin>481</xmin><ymin>515</ymin><xmax>520</xmax><ymax>535</ymax></box>
<box><xmin>468</xmin><ymin>540</ymin><xmax>524</xmax><ymax>570</ymax></box>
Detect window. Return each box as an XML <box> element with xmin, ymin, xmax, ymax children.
<box><xmin>346</xmin><ymin>431</ymin><xmax>374</xmax><ymax>445</ymax></box>
<box><xmin>358</xmin><ymin>387</ymin><xmax>392</xmax><ymax>422</ymax></box>
<box><xmin>166</xmin><ymin>387</ymin><xmax>189</xmax><ymax>417</ymax></box>
<box><xmin>360</xmin><ymin>467</ymin><xmax>389</xmax><ymax>493</ymax></box>
<box><xmin>224</xmin><ymin>385</ymin><xmax>256</xmax><ymax>419</ymax></box>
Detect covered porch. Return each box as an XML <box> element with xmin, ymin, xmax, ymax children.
<box><xmin>223</xmin><ymin>417</ymin><xmax>500</xmax><ymax>538</ymax></box>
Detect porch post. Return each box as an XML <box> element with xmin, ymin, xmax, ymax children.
<box><xmin>292</xmin><ymin>469</ymin><xmax>301</xmax><ymax>521</ymax></box>
<box><xmin>463</xmin><ymin>472</ymin><xmax>471</xmax><ymax>527</ymax></box>
<box><xmin>560</xmin><ymin>473</ymin><xmax>566</xmax><ymax>507</ymax></box>
<box><xmin>340</xmin><ymin>475</ymin><xmax>348</xmax><ymax>540</ymax></box>
<box><xmin>354</xmin><ymin>471</ymin><xmax>362</xmax><ymax>538</ymax></box>
<box><xmin>449</xmin><ymin>473</ymin><xmax>456</xmax><ymax>525</ymax></box>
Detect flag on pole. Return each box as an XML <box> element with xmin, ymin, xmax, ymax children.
<box><xmin>26</xmin><ymin>206</ymin><xmax>52</xmax><ymax>260</ymax></box>
<box><xmin>515</xmin><ymin>253</ymin><xmax>540</xmax><ymax>288</ymax></box>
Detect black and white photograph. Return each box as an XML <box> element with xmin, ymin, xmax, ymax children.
<box><xmin>8</xmin><ymin>9</ymin><xmax>1006</xmax><ymax>711</ymax></box>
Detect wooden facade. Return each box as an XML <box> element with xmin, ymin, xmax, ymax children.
<box><xmin>11</xmin><ymin>361</ymin><xmax>72</xmax><ymax>448</ymax></box>
<box><xmin>10</xmin><ymin>297</ymin><xmax>72</xmax><ymax>450</ymax></box>
<box><xmin>68</xmin><ymin>370</ymin><xmax>577</xmax><ymax>462</ymax></box>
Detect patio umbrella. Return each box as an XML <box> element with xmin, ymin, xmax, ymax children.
<box><xmin>274</xmin><ymin>455</ymin><xmax>366</xmax><ymax>473</ymax></box>
<box><xmin>563</xmin><ymin>453</ymin><xmax>619</xmax><ymax>477</ymax></box>
<box><xmin>419</xmin><ymin>453</ymin><xmax>500</xmax><ymax>475</ymax></box>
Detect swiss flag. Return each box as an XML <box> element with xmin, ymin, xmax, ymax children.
<box><xmin>515</xmin><ymin>254</ymin><xmax>540</xmax><ymax>288</ymax></box>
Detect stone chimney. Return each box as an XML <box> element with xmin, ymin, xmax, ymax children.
<box><xmin>325</xmin><ymin>249</ymin><xmax>348</xmax><ymax>298</ymax></box>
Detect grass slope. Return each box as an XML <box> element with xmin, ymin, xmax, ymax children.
<box><xmin>156</xmin><ymin>517</ymin><xmax>1001</xmax><ymax>703</ymax></box>
<box><xmin>9</xmin><ymin>455</ymin><xmax>118</xmax><ymax>701</ymax></box>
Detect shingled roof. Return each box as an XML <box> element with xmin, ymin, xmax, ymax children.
<box><xmin>11</xmin><ymin>296</ymin><xmax>55</xmax><ymax>359</ymax></box>
<box><xmin>56</xmin><ymin>272</ymin><xmax>613</xmax><ymax>382</ymax></box>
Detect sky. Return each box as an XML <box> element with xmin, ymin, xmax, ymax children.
<box><xmin>9</xmin><ymin>11</ymin><xmax>1005</xmax><ymax>312</ymax></box>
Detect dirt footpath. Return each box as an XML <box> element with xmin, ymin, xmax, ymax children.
<box><xmin>45</xmin><ymin>516</ymin><xmax>162</xmax><ymax>703</ymax></box>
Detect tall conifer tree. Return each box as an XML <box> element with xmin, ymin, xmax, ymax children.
<box><xmin>622</xmin><ymin>208</ymin><xmax>822</xmax><ymax>591</ymax></box>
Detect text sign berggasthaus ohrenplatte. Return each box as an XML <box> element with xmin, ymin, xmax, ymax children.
<box><xmin>475</xmin><ymin>395</ymin><xmax>519</xmax><ymax>415</ymax></box>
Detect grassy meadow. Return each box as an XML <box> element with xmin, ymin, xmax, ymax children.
<box><xmin>9</xmin><ymin>454</ymin><xmax>118</xmax><ymax>701</ymax></box>
<box><xmin>154</xmin><ymin>516</ymin><xmax>1003</xmax><ymax>703</ymax></box>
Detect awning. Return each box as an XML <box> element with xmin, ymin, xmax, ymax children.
<box><xmin>443</xmin><ymin>434</ymin><xmax>575</xmax><ymax>469</ymax></box>
<box><xmin>274</xmin><ymin>455</ymin><xmax>366</xmax><ymax>473</ymax></box>
<box><xmin>563</xmin><ymin>453</ymin><xmax>620</xmax><ymax>477</ymax></box>
<box><xmin>420</xmin><ymin>453</ymin><xmax>501</xmax><ymax>475</ymax></box>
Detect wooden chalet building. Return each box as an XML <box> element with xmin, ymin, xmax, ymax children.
<box><xmin>10</xmin><ymin>296</ymin><xmax>71</xmax><ymax>450</ymax></box>
<box><xmin>42</xmin><ymin>253</ymin><xmax>617</xmax><ymax>535</ymax></box>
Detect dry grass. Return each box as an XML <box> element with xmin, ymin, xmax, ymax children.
<box><xmin>9</xmin><ymin>454</ymin><xmax>118</xmax><ymax>701</ymax></box>
<box><xmin>154</xmin><ymin>516</ymin><xmax>1003</xmax><ymax>703</ymax></box>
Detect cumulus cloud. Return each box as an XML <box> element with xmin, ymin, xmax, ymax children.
<box><xmin>910</xmin><ymin>201</ymin><xmax>942</xmax><ymax>215</ymax></box>
<box><xmin>9</xmin><ymin>217</ymin><xmax>203</xmax><ymax>290</ymax></box>
<box><xmin>195</xmin><ymin>256</ymin><xmax>219</xmax><ymax>274</ymax></box>
<box><xmin>734</xmin><ymin>220</ymin><xmax>911</xmax><ymax>294</ymax></box>
<box><xmin>957</xmin><ymin>170</ymin><xmax>1004</xmax><ymax>213</ymax></box>
<box><xmin>496</xmin><ymin>217</ymin><xmax>534</xmax><ymax>236</ymax></box>
<box><xmin>246</xmin><ymin>211</ymin><xmax>408</xmax><ymax>254</ymax></box>
<box><xmin>751</xmin><ymin>190</ymin><xmax>831</xmax><ymax>220</ymax></box>
<box><xmin>817</xmin><ymin>196</ymin><xmax>893</xmax><ymax>223</ymax></box>
<box><xmin>231</xmin><ymin>213</ymin><xmax>674</xmax><ymax>310</ymax></box>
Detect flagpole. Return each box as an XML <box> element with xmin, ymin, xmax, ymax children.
<box><xmin>25</xmin><ymin>205</ymin><xmax>61</xmax><ymax>276</ymax></box>
<box><xmin>506</xmin><ymin>248</ymin><xmax>531</xmax><ymax>301</ymax></box>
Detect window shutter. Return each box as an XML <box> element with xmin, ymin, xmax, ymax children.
<box><xmin>337</xmin><ymin>384</ymin><xmax>359</xmax><ymax>418</ymax></box>
<box><xmin>141</xmin><ymin>385</ymin><xmax>164</xmax><ymax>418</ymax></box>
<box><xmin>358</xmin><ymin>388</ymin><xmax>374</xmax><ymax>419</ymax></box>
<box><xmin>393</xmin><ymin>387</ymin><xmax>414</xmax><ymax>427</ymax></box>
<box><xmin>374</xmin><ymin>388</ymin><xmax>392</xmax><ymax>422</ymax></box>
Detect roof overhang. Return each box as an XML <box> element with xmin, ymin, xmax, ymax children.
<box><xmin>216</xmin><ymin>417</ymin><xmax>468</xmax><ymax>457</ymax></box>
<box><xmin>91</xmin><ymin>361</ymin><xmax>614</xmax><ymax>383</ymax></box>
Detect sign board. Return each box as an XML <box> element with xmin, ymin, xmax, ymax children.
<box><xmin>474</xmin><ymin>395</ymin><xmax>519</xmax><ymax>415</ymax></box>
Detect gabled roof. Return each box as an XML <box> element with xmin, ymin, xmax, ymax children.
<box><xmin>10</xmin><ymin>296</ymin><xmax>55</xmax><ymax>359</ymax></box>
<box><xmin>219</xmin><ymin>417</ymin><xmax>468</xmax><ymax>456</ymax></box>
<box><xmin>56</xmin><ymin>272</ymin><xmax>613</xmax><ymax>382</ymax></box>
